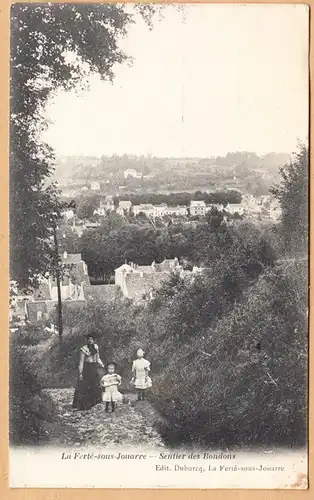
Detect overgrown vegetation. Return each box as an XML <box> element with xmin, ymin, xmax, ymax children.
<box><xmin>148</xmin><ymin>261</ymin><xmax>307</xmax><ymax>447</ymax></box>
<box><xmin>14</xmin><ymin>208</ymin><xmax>308</xmax><ymax>448</ymax></box>
<box><xmin>9</xmin><ymin>337</ymin><xmax>58</xmax><ymax>445</ymax></box>
<box><xmin>21</xmin><ymin>253</ymin><xmax>307</xmax><ymax>448</ymax></box>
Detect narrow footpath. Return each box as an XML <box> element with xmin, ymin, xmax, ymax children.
<box><xmin>40</xmin><ymin>388</ymin><xmax>165</xmax><ymax>448</ymax></box>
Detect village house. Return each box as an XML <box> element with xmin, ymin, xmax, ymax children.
<box><xmin>133</xmin><ymin>204</ymin><xmax>155</xmax><ymax>217</ymax></box>
<box><xmin>225</xmin><ymin>203</ymin><xmax>245</xmax><ymax>216</ymax></box>
<box><xmin>114</xmin><ymin>258</ymin><xmax>205</xmax><ymax>302</ymax></box>
<box><xmin>90</xmin><ymin>181</ymin><xmax>100</xmax><ymax>191</ymax></box>
<box><xmin>163</xmin><ymin>206</ymin><xmax>188</xmax><ymax>217</ymax></box>
<box><xmin>20</xmin><ymin>253</ymin><xmax>90</xmax><ymax>324</ymax></box>
<box><xmin>131</xmin><ymin>203</ymin><xmax>189</xmax><ymax>218</ymax></box>
<box><xmin>13</xmin><ymin>253</ymin><xmax>130</xmax><ymax>325</ymax></box>
<box><xmin>48</xmin><ymin>252</ymin><xmax>89</xmax><ymax>302</ymax></box>
<box><xmin>242</xmin><ymin>194</ymin><xmax>257</xmax><ymax>208</ymax></box>
<box><xmin>190</xmin><ymin>200</ymin><xmax>206</xmax><ymax>216</ymax></box>
<box><xmin>206</xmin><ymin>203</ymin><xmax>224</xmax><ymax>213</ymax></box>
<box><xmin>93</xmin><ymin>196</ymin><xmax>115</xmax><ymax>216</ymax></box>
<box><xmin>153</xmin><ymin>204</ymin><xmax>167</xmax><ymax>217</ymax></box>
<box><xmin>116</xmin><ymin>200</ymin><xmax>132</xmax><ymax>216</ymax></box>
<box><xmin>114</xmin><ymin>259</ymin><xmax>180</xmax><ymax>301</ymax></box>
<box><xmin>124</xmin><ymin>169</ymin><xmax>142</xmax><ymax>179</ymax></box>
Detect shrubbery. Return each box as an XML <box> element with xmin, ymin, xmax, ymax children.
<box><xmin>149</xmin><ymin>261</ymin><xmax>307</xmax><ymax>448</ymax></box>
<box><xmin>13</xmin><ymin>324</ymin><xmax>52</xmax><ymax>346</ymax></box>
<box><xmin>9</xmin><ymin>336</ymin><xmax>58</xmax><ymax>445</ymax></box>
<box><xmin>39</xmin><ymin>299</ymin><xmax>143</xmax><ymax>389</ymax></box>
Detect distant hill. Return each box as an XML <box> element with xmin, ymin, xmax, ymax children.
<box><xmin>52</xmin><ymin>152</ymin><xmax>291</xmax><ymax>196</ymax></box>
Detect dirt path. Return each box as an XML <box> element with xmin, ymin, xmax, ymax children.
<box><xmin>40</xmin><ymin>388</ymin><xmax>165</xmax><ymax>448</ymax></box>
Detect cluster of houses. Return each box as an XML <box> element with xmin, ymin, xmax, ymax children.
<box><xmin>189</xmin><ymin>195</ymin><xmax>281</xmax><ymax>220</ymax></box>
<box><xmin>115</xmin><ymin>258</ymin><xmax>204</xmax><ymax>301</ymax></box>
<box><xmin>62</xmin><ymin>193</ymin><xmax>281</xmax><ymax>227</ymax></box>
<box><xmin>10</xmin><ymin>252</ymin><xmax>204</xmax><ymax>326</ymax></box>
<box><xmin>10</xmin><ymin>252</ymin><xmax>90</xmax><ymax>325</ymax></box>
<box><xmin>90</xmin><ymin>194</ymin><xmax>281</xmax><ymax>221</ymax></box>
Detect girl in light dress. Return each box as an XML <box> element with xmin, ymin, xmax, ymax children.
<box><xmin>100</xmin><ymin>362</ymin><xmax>123</xmax><ymax>413</ymax></box>
<box><xmin>131</xmin><ymin>348</ymin><xmax>152</xmax><ymax>401</ymax></box>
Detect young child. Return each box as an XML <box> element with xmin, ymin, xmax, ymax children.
<box><xmin>101</xmin><ymin>362</ymin><xmax>122</xmax><ymax>413</ymax></box>
<box><xmin>131</xmin><ymin>348</ymin><xmax>152</xmax><ymax>401</ymax></box>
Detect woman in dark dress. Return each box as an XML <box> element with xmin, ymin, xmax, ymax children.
<box><xmin>72</xmin><ymin>334</ymin><xmax>104</xmax><ymax>410</ymax></box>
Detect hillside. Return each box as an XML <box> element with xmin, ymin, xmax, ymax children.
<box><xmin>52</xmin><ymin>152</ymin><xmax>291</xmax><ymax>196</ymax></box>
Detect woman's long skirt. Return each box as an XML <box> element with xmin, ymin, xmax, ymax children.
<box><xmin>72</xmin><ymin>362</ymin><xmax>102</xmax><ymax>410</ymax></box>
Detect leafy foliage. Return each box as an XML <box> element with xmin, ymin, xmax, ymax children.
<box><xmin>9</xmin><ymin>336</ymin><xmax>58</xmax><ymax>445</ymax></box>
<box><xmin>271</xmin><ymin>143</ymin><xmax>308</xmax><ymax>255</ymax></box>
<box><xmin>150</xmin><ymin>261</ymin><xmax>308</xmax><ymax>447</ymax></box>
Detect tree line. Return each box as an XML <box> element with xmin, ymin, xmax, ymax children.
<box><xmin>57</xmin><ymin>208</ymin><xmax>276</xmax><ymax>282</ymax></box>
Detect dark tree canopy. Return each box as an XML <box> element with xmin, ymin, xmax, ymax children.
<box><xmin>10</xmin><ymin>3</ymin><xmax>162</xmax><ymax>287</ymax></box>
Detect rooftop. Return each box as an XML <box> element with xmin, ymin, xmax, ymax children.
<box><xmin>137</xmin><ymin>204</ymin><xmax>155</xmax><ymax>210</ymax></box>
<box><xmin>190</xmin><ymin>200</ymin><xmax>206</xmax><ymax>207</ymax></box>
<box><xmin>119</xmin><ymin>200</ymin><xmax>132</xmax><ymax>207</ymax></box>
<box><xmin>115</xmin><ymin>258</ymin><xmax>179</xmax><ymax>274</ymax></box>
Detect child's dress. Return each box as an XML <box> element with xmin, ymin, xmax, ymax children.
<box><xmin>101</xmin><ymin>373</ymin><xmax>123</xmax><ymax>402</ymax></box>
<box><xmin>132</xmin><ymin>358</ymin><xmax>152</xmax><ymax>389</ymax></box>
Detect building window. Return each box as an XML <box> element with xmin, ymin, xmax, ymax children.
<box><xmin>37</xmin><ymin>311</ymin><xmax>42</xmax><ymax>320</ymax></box>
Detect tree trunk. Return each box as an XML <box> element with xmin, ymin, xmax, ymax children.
<box><xmin>53</xmin><ymin>225</ymin><xmax>63</xmax><ymax>340</ymax></box>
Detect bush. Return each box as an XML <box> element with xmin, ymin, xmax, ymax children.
<box><xmin>151</xmin><ymin>261</ymin><xmax>308</xmax><ymax>448</ymax></box>
<box><xmin>9</xmin><ymin>337</ymin><xmax>58</xmax><ymax>445</ymax></box>
<box><xmin>13</xmin><ymin>324</ymin><xmax>52</xmax><ymax>346</ymax></box>
<box><xmin>37</xmin><ymin>298</ymin><xmax>143</xmax><ymax>389</ymax></box>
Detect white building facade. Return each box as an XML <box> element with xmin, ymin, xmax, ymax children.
<box><xmin>90</xmin><ymin>181</ymin><xmax>100</xmax><ymax>191</ymax></box>
<box><xmin>190</xmin><ymin>200</ymin><xmax>206</xmax><ymax>216</ymax></box>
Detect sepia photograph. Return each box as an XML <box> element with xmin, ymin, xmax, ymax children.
<box><xmin>9</xmin><ymin>2</ymin><xmax>309</xmax><ymax>489</ymax></box>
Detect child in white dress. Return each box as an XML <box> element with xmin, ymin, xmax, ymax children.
<box><xmin>101</xmin><ymin>363</ymin><xmax>122</xmax><ymax>412</ymax></box>
<box><xmin>131</xmin><ymin>348</ymin><xmax>152</xmax><ymax>401</ymax></box>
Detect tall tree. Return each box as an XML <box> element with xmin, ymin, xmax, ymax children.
<box><xmin>271</xmin><ymin>142</ymin><xmax>308</xmax><ymax>256</ymax></box>
<box><xmin>10</xmin><ymin>3</ymin><xmax>162</xmax><ymax>288</ymax></box>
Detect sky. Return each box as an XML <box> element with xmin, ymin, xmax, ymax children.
<box><xmin>42</xmin><ymin>4</ymin><xmax>309</xmax><ymax>158</ymax></box>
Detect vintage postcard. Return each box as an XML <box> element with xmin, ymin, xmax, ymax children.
<box><xmin>9</xmin><ymin>2</ymin><xmax>309</xmax><ymax>489</ymax></box>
